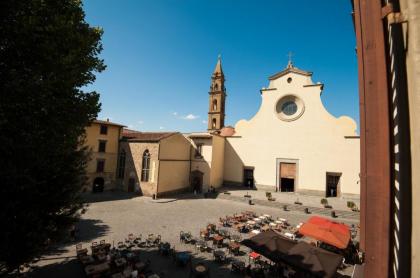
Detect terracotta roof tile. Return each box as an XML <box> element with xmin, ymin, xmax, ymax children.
<box><xmin>122</xmin><ymin>129</ymin><xmax>177</xmax><ymax>142</ymax></box>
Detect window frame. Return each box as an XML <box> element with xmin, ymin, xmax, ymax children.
<box><xmin>141</xmin><ymin>150</ymin><xmax>151</xmax><ymax>182</ymax></box>
<box><xmin>100</xmin><ymin>125</ymin><xmax>108</xmax><ymax>135</ymax></box>
<box><xmin>195</xmin><ymin>143</ymin><xmax>203</xmax><ymax>158</ymax></box>
<box><xmin>98</xmin><ymin>140</ymin><xmax>107</xmax><ymax>153</ymax></box>
<box><xmin>117</xmin><ymin>150</ymin><xmax>126</xmax><ymax>178</ymax></box>
<box><xmin>96</xmin><ymin>159</ymin><xmax>105</xmax><ymax>173</ymax></box>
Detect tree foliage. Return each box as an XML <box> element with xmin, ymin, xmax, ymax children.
<box><xmin>0</xmin><ymin>0</ymin><xmax>105</xmax><ymax>270</ymax></box>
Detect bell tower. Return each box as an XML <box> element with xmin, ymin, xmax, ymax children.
<box><xmin>208</xmin><ymin>56</ymin><xmax>226</xmax><ymax>133</ymax></box>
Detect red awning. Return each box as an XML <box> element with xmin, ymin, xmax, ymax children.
<box><xmin>299</xmin><ymin>216</ymin><xmax>350</xmax><ymax>249</ymax></box>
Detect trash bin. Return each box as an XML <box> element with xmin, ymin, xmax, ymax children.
<box><xmin>152</xmin><ymin>194</ymin><xmax>156</xmax><ymax>200</ymax></box>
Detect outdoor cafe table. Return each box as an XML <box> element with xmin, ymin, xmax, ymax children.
<box><xmin>192</xmin><ymin>263</ymin><xmax>209</xmax><ymax>277</ymax></box>
<box><xmin>269</xmin><ymin>222</ymin><xmax>277</xmax><ymax>228</ymax></box>
<box><xmin>278</xmin><ymin>218</ymin><xmax>287</xmax><ymax>222</ymax></box>
<box><xmin>249</xmin><ymin>251</ymin><xmax>261</xmax><ymax>263</ymax></box>
<box><xmin>254</xmin><ymin>218</ymin><xmax>262</xmax><ymax>223</ymax></box>
<box><xmin>214</xmin><ymin>249</ymin><xmax>226</xmax><ymax>259</ymax></box>
<box><xmin>275</xmin><ymin>220</ymin><xmax>283</xmax><ymax>224</ymax></box>
<box><xmin>85</xmin><ymin>262</ymin><xmax>110</xmax><ymax>276</ymax></box>
<box><xmin>251</xmin><ymin>230</ymin><xmax>261</xmax><ymax>235</ymax></box>
<box><xmin>263</xmin><ymin>214</ymin><xmax>271</xmax><ymax>218</ymax></box>
<box><xmin>247</xmin><ymin>220</ymin><xmax>256</xmax><ymax>225</ymax></box>
<box><xmin>230</xmin><ymin>234</ymin><xmax>241</xmax><ymax>242</ymax></box>
<box><xmin>229</xmin><ymin>242</ymin><xmax>241</xmax><ymax>254</ymax></box>
<box><xmin>218</xmin><ymin>229</ymin><xmax>229</xmax><ymax>237</ymax></box>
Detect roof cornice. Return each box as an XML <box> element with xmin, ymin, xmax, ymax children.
<box><xmin>268</xmin><ymin>67</ymin><xmax>313</xmax><ymax>80</ymax></box>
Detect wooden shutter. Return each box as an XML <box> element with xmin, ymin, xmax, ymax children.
<box><xmin>280</xmin><ymin>163</ymin><xmax>296</xmax><ymax>179</ymax></box>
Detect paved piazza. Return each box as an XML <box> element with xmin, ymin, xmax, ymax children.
<box><xmin>31</xmin><ymin>192</ymin><xmax>359</xmax><ymax>277</ymax></box>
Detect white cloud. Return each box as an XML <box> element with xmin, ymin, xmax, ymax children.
<box><xmin>172</xmin><ymin>112</ymin><xmax>178</xmax><ymax>116</ymax></box>
<box><xmin>127</xmin><ymin>124</ymin><xmax>134</xmax><ymax>129</ymax></box>
<box><xmin>202</xmin><ymin>120</ymin><xmax>207</xmax><ymax>124</ymax></box>
<box><xmin>182</xmin><ymin>114</ymin><xmax>199</xmax><ymax>120</ymax></box>
<box><xmin>137</xmin><ymin>120</ymin><xmax>144</xmax><ymax>125</ymax></box>
<box><xmin>159</xmin><ymin>126</ymin><xmax>165</xmax><ymax>130</ymax></box>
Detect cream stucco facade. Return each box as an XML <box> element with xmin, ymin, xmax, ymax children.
<box><xmin>187</xmin><ymin>133</ymin><xmax>225</xmax><ymax>192</ymax></box>
<box><xmin>223</xmin><ymin>64</ymin><xmax>360</xmax><ymax>197</ymax></box>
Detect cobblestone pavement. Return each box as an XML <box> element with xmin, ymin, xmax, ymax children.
<box><xmin>30</xmin><ymin>192</ymin><xmax>358</xmax><ymax>277</ymax></box>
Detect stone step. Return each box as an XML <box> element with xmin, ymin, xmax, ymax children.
<box><xmin>217</xmin><ymin>193</ymin><xmax>360</xmax><ymax>220</ymax></box>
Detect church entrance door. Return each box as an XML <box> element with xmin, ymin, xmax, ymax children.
<box><xmin>326</xmin><ymin>173</ymin><xmax>341</xmax><ymax>197</ymax></box>
<box><xmin>280</xmin><ymin>163</ymin><xmax>296</xmax><ymax>192</ymax></box>
<box><xmin>243</xmin><ymin>168</ymin><xmax>254</xmax><ymax>188</ymax></box>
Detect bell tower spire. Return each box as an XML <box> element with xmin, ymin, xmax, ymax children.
<box><xmin>208</xmin><ymin>55</ymin><xmax>226</xmax><ymax>133</ymax></box>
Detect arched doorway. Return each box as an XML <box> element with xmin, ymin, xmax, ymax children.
<box><xmin>190</xmin><ymin>170</ymin><xmax>204</xmax><ymax>193</ymax></box>
<box><xmin>92</xmin><ymin>177</ymin><xmax>104</xmax><ymax>193</ymax></box>
<box><xmin>128</xmin><ymin>177</ymin><xmax>135</xmax><ymax>192</ymax></box>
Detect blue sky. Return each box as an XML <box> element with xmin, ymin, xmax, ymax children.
<box><xmin>83</xmin><ymin>0</ymin><xmax>359</xmax><ymax>132</ymax></box>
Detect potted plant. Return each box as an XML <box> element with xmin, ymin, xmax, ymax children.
<box><xmin>266</xmin><ymin>192</ymin><xmax>276</xmax><ymax>201</ymax></box>
<box><xmin>347</xmin><ymin>201</ymin><xmax>355</xmax><ymax>210</ymax></box>
<box><xmin>321</xmin><ymin>198</ymin><xmax>332</xmax><ymax>209</ymax></box>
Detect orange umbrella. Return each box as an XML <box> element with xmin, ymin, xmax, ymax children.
<box><xmin>299</xmin><ymin>216</ymin><xmax>350</xmax><ymax>249</ymax></box>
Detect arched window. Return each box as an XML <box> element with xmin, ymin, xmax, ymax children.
<box><xmin>117</xmin><ymin>149</ymin><xmax>126</xmax><ymax>178</ymax></box>
<box><xmin>214</xmin><ymin>84</ymin><xmax>218</xmax><ymax>91</ymax></box>
<box><xmin>213</xmin><ymin>99</ymin><xmax>217</xmax><ymax>111</ymax></box>
<box><xmin>141</xmin><ymin>149</ymin><xmax>150</xmax><ymax>182</ymax></box>
<box><xmin>212</xmin><ymin>118</ymin><xmax>217</xmax><ymax>129</ymax></box>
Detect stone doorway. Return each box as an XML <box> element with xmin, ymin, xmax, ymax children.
<box><xmin>191</xmin><ymin>170</ymin><xmax>204</xmax><ymax>193</ymax></box>
<box><xmin>326</xmin><ymin>172</ymin><xmax>341</xmax><ymax>197</ymax></box>
<box><xmin>243</xmin><ymin>168</ymin><xmax>254</xmax><ymax>188</ymax></box>
<box><xmin>278</xmin><ymin>161</ymin><xmax>297</xmax><ymax>192</ymax></box>
<box><xmin>92</xmin><ymin>177</ymin><xmax>104</xmax><ymax>193</ymax></box>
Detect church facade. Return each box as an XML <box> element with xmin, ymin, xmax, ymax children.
<box><xmin>221</xmin><ymin>60</ymin><xmax>360</xmax><ymax>197</ymax></box>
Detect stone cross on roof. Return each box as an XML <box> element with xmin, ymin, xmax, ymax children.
<box><xmin>287</xmin><ymin>51</ymin><xmax>294</xmax><ymax>68</ymax></box>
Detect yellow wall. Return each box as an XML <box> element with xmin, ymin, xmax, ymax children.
<box><xmin>157</xmin><ymin>133</ymin><xmax>191</xmax><ymax>195</ymax></box>
<box><xmin>210</xmin><ymin>135</ymin><xmax>225</xmax><ymax>188</ymax></box>
<box><xmin>157</xmin><ymin>161</ymin><xmax>190</xmax><ymax>194</ymax></box>
<box><xmin>159</xmin><ymin>133</ymin><xmax>191</xmax><ymax>160</ymax></box>
<box><xmin>84</xmin><ymin>121</ymin><xmax>122</xmax><ymax>191</ymax></box>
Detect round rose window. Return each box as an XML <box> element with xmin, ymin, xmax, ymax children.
<box><xmin>281</xmin><ymin>101</ymin><xmax>298</xmax><ymax>116</ymax></box>
<box><xmin>275</xmin><ymin>95</ymin><xmax>305</xmax><ymax>121</ymax></box>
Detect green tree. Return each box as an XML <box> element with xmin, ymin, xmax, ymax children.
<box><xmin>0</xmin><ymin>0</ymin><xmax>105</xmax><ymax>271</ymax></box>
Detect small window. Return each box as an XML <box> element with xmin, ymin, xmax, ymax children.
<box><xmin>214</xmin><ymin>84</ymin><xmax>218</xmax><ymax>90</ymax></box>
<box><xmin>100</xmin><ymin>125</ymin><xmax>108</xmax><ymax>135</ymax></box>
<box><xmin>141</xmin><ymin>150</ymin><xmax>151</xmax><ymax>182</ymax></box>
<box><xmin>213</xmin><ymin>99</ymin><xmax>217</xmax><ymax>111</ymax></box>
<box><xmin>98</xmin><ymin>140</ymin><xmax>107</xmax><ymax>152</ymax></box>
<box><xmin>212</xmin><ymin>118</ymin><xmax>217</xmax><ymax>129</ymax></box>
<box><xmin>287</xmin><ymin>77</ymin><xmax>292</xmax><ymax>83</ymax></box>
<box><xmin>195</xmin><ymin>143</ymin><xmax>203</xmax><ymax>158</ymax></box>
<box><xmin>117</xmin><ymin>150</ymin><xmax>126</xmax><ymax>178</ymax></box>
<box><xmin>96</xmin><ymin>160</ymin><xmax>105</xmax><ymax>173</ymax></box>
